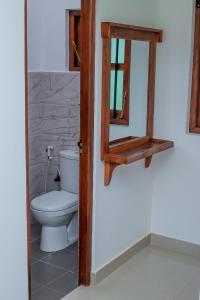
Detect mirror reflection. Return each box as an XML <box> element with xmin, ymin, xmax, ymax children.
<box><xmin>110</xmin><ymin>39</ymin><xmax>149</xmax><ymax>142</ymax></box>
<box><xmin>110</xmin><ymin>38</ymin><xmax>130</xmax><ymax>125</ymax></box>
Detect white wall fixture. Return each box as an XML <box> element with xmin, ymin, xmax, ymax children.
<box><xmin>46</xmin><ymin>145</ymin><xmax>54</xmax><ymax>160</ymax></box>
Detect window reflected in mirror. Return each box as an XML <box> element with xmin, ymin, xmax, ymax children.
<box><xmin>110</xmin><ymin>40</ymin><xmax>149</xmax><ymax>142</ymax></box>
<box><xmin>110</xmin><ymin>38</ymin><xmax>131</xmax><ymax>125</ymax></box>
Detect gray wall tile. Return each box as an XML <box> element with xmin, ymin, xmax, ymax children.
<box><xmin>28</xmin><ymin>72</ymin><xmax>80</xmax><ymax>206</ymax></box>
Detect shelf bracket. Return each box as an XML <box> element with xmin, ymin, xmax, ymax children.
<box><xmin>104</xmin><ymin>162</ymin><xmax>119</xmax><ymax>186</ymax></box>
<box><xmin>145</xmin><ymin>156</ymin><xmax>153</xmax><ymax>168</ymax></box>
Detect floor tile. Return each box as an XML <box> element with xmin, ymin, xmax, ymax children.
<box><xmin>31</xmin><ymin>240</ymin><xmax>52</xmax><ymax>260</ymax></box>
<box><xmin>175</xmin><ymin>270</ymin><xmax>200</xmax><ymax>300</ymax></box>
<box><xmin>31</xmin><ymin>281</ymin><xmax>44</xmax><ymax>295</ymax></box>
<box><xmin>32</xmin><ymin>287</ymin><xmax>64</xmax><ymax>300</ymax></box>
<box><xmin>31</xmin><ymin>261</ymin><xmax>66</xmax><ymax>285</ymax></box>
<box><xmin>31</xmin><ymin>223</ymin><xmax>41</xmax><ymax>242</ymax></box>
<box><xmin>121</xmin><ymin>247</ymin><xmax>200</xmax><ymax>295</ymax></box>
<box><xmin>31</xmin><ymin>257</ymin><xmax>38</xmax><ymax>265</ymax></box>
<box><xmin>67</xmin><ymin>243</ymin><xmax>78</xmax><ymax>253</ymax></box>
<box><xmin>47</xmin><ymin>272</ymin><xmax>78</xmax><ymax>295</ymax></box>
<box><xmin>71</xmin><ymin>265</ymin><xmax>78</xmax><ymax>274</ymax></box>
<box><xmin>42</xmin><ymin>249</ymin><xmax>78</xmax><ymax>271</ymax></box>
<box><xmin>61</xmin><ymin>246</ymin><xmax>200</xmax><ymax>300</ymax></box>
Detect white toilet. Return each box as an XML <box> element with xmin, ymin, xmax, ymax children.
<box><xmin>31</xmin><ymin>150</ymin><xmax>79</xmax><ymax>252</ymax></box>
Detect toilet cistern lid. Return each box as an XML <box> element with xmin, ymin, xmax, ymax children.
<box><xmin>31</xmin><ymin>191</ymin><xmax>78</xmax><ymax>212</ymax></box>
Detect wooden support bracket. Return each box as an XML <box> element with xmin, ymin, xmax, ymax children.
<box><xmin>145</xmin><ymin>156</ymin><xmax>153</xmax><ymax>168</ymax></box>
<box><xmin>104</xmin><ymin>162</ymin><xmax>119</xmax><ymax>186</ymax></box>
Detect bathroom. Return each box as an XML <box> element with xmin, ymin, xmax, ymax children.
<box><xmin>27</xmin><ymin>1</ymin><xmax>81</xmax><ymax>299</ymax></box>
<box><xmin>4</xmin><ymin>0</ymin><xmax>200</xmax><ymax>299</ymax></box>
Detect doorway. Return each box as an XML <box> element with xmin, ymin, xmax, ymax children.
<box><xmin>25</xmin><ymin>0</ymin><xmax>96</xmax><ymax>299</ymax></box>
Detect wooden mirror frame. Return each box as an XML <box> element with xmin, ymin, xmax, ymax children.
<box><xmin>189</xmin><ymin>0</ymin><xmax>200</xmax><ymax>133</ymax></box>
<box><xmin>101</xmin><ymin>22</ymin><xmax>174</xmax><ymax>186</ymax></box>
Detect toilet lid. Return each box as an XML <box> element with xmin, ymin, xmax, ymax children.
<box><xmin>31</xmin><ymin>191</ymin><xmax>78</xmax><ymax>212</ymax></box>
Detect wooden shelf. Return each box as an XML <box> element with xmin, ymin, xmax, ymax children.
<box><xmin>100</xmin><ymin>22</ymin><xmax>174</xmax><ymax>186</ymax></box>
<box><xmin>104</xmin><ymin>139</ymin><xmax>174</xmax><ymax>185</ymax></box>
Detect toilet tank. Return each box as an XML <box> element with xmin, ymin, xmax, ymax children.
<box><xmin>59</xmin><ymin>150</ymin><xmax>79</xmax><ymax>194</ymax></box>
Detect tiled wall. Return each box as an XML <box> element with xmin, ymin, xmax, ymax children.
<box><xmin>28</xmin><ymin>72</ymin><xmax>80</xmax><ymax>202</ymax></box>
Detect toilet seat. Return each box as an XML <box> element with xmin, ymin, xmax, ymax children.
<box><xmin>31</xmin><ymin>190</ymin><xmax>78</xmax><ymax>212</ymax></box>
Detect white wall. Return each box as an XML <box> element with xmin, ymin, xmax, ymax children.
<box><xmin>151</xmin><ymin>0</ymin><xmax>200</xmax><ymax>245</ymax></box>
<box><xmin>28</xmin><ymin>0</ymin><xmax>81</xmax><ymax>71</ymax></box>
<box><xmin>92</xmin><ymin>0</ymin><xmax>158</xmax><ymax>272</ymax></box>
<box><xmin>0</xmin><ymin>1</ymin><xmax>28</xmax><ymax>299</ymax></box>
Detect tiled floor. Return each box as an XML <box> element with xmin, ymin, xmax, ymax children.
<box><xmin>30</xmin><ymin>224</ymin><xmax>78</xmax><ymax>300</ymax></box>
<box><xmin>62</xmin><ymin>246</ymin><xmax>200</xmax><ymax>300</ymax></box>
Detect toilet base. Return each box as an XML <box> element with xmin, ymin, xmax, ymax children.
<box><xmin>41</xmin><ymin>226</ymin><xmax>67</xmax><ymax>252</ymax></box>
<box><xmin>40</xmin><ymin>213</ymin><xmax>78</xmax><ymax>252</ymax></box>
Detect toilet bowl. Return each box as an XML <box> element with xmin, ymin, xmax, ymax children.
<box><xmin>31</xmin><ymin>190</ymin><xmax>78</xmax><ymax>252</ymax></box>
<box><xmin>31</xmin><ymin>150</ymin><xmax>79</xmax><ymax>252</ymax></box>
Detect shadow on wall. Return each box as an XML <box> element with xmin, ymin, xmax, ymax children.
<box><xmin>28</xmin><ymin>72</ymin><xmax>80</xmax><ymax>203</ymax></box>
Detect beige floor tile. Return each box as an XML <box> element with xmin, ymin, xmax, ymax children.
<box><xmin>175</xmin><ymin>271</ymin><xmax>200</xmax><ymax>300</ymax></box>
<box><xmin>61</xmin><ymin>246</ymin><xmax>200</xmax><ymax>300</ymax></box>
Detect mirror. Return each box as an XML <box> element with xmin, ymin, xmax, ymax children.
<box><xmin>100</xmin><ymin>23</ymin><xmax>173</xmax><ymax>186</ymax></box>
<box><xmin>110</xmin><ymin>39</ymin><xmax>149</xmax><ymax>142</ymax></box>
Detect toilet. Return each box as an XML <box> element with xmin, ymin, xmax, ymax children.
<box><xmin>31</xmin><ymin>150</ymin><xmax>79</xmax><ymax>252</ymax></box>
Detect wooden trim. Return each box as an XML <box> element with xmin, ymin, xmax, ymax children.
<box><xmin>69</xmin><ymin>10</ymin><xmax>81</xmax><ymax>71</ymax></box>
<box><xmin>146</xmin><ymin>42</ymin><xmax>157</xmax><ymax>138</ymax></box>
<box><xmin>104</xmin><ymin>162</ymin><xmax>119</xmax><ymax>186</ymax></box>
<box><xmin>24</xmin><ymin>0</ymin><xmax>31</xmax><ymax>299</ymax></box>
<box><xmin>101</xmin><ymin>37</ymin><xmax>111</xmax><ymax>161</ymax></box>
<box><xmin>79</xmin><ymin>0</ymin><xmax>96</xmax><ymax>286</ymax></box>
<box><xmin>145</xmin><ymin>42</ymin><xmax>157</xmax><ymax>166</ymax></box>
<box><xmin>123</xmin><ymin>40</ymin><xmax>131</xmax><ymax>124</ymax></box>
<box><xmin>69</xmin><ymin>10</ymin><xmax>81</xmax><ymax>16</ymax></box>
<box><xmin>102</xmin><ymin>22</ymin><xmax>163</xmax><ymax>43</ymax></box>
<box><xmin>25</xmin><ymin>0</ymin><xmax>96</xmax><ymax>296</ymax></box>
<box><xmin>189</xmin><ymin>126</ymin><xmax>200</xmax><ymax>134</ymax></box>
<box><xmin>109</xmin><ymin>137</ymin><xmax>149</xmax><ymax>154</ymax></box>
<box><xmin>104</xmin><ymin>139</ymin><xmax>174</xmax><ymax>165</ymax></box>
<box><xmin>109</xmin><ymin>136</ymin><xmax>136</xmax><ymax>146</ymax></box>
<box><xmin>110</xmin><ymin>110</ymin><xmax>129</xmax><ymax>125</ymax></box>
<box><xmin>111</xmin><ymin>64</ymin><xmax>127</xmax><ymax>70</ymax></box>
<box><xmin>100</xmin><ymin>22</ymin><xmax>173</xmax><ymax>185</ymax></box>
<box><xmin>189</xmin><ymin>5</ymin><xmax>200</xmax><ymax>133</ymax></box>
<box><xmin>103</xmin><ymin>140</ymin><xmax>173</xmax><ymax>186</ymax></box>
<box><xmin>103</xmin><ymin>139</ymin><xmax>173</xmax><ymax>186</ymax></box>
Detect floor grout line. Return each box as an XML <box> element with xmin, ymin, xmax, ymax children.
<box><xmin>30</xmin><ymin>226</ymin><xmax>79</xmax><ymax>299</ymax></box>
<box><xmin>31</xmin><ymin>254</ymin><xmax>53</xmax><ymax>264</ymax></box>
<box><xmin>45</xmin><ymin>271</ymin><xmax>74</xmax><ymax>287</ymax></box>
<box><xmin>32</xmin><ymin>257</ymin><xmax>78</xmax><ymax>273</ymax></box>
<box><xmin>32</xmin><ymin>273</ymin><xmax>77</xmax><ymax>297</ymax></box>
<box><xmin>33</xmin><ymin>285</ymin><xmax>66</xmax><ymax>297</ymax></box>
<box><xmin>44</xmin><ymin>273</ymin><xmax>79</xmax><ymax>298</ymax></box>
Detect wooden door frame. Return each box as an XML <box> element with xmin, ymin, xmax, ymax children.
<box><xmin>24</xmin><ymin>0</ymin><xmax>96</xmax><ymax>298</ymax></box>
